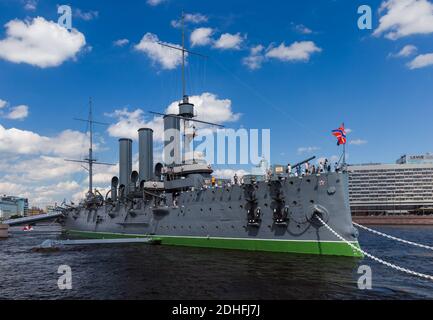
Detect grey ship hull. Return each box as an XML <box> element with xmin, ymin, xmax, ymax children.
<box><xmin>64</xmin><ymin>172</ymin><xmax>361</xmax><ymax>257</ymax></box>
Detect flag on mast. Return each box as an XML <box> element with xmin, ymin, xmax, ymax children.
<box><xmin>332</xmin><ymin>123</ymin><xmax>347</xmax><ymax>146</ymax></box>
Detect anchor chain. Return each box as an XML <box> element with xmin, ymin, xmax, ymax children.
<box><xmin>353</xmin><ymin>222</ymin><xmax>433</xmax><ymax>251</ymax></box>
<box><xmin>315</xmin><ymin>216</ymin><xmax>433</xmax><ymax>281</ymax></box>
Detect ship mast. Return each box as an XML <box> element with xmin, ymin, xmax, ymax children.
<box><xmin>88</xmin><ymin>98</ymin><xmax>94</xmax><ymax>192</ymax></box>
<box><xmin>154</xmin><ymin>13</ymin><xmax>226</xmax><ymax>165</ymax></box>
<box><xmin>181</xmin><ymin>11</ymin><xmax>186</xmax><ymax>99</ymax></box>
<box><xmin>66</xmin><ymin>98</ymin><xmax>114</xmax><ymax>196</ymax></box>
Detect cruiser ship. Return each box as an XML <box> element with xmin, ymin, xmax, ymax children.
<box><xmin>61</xmin><ymin>17</ymin><xmax>361</xmax><ymax>257</ymax></box>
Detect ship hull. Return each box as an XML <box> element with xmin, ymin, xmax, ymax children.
<box><xmin>64</xmin><ymin>172</ymin><xmax>362</xmax><ymax>257</ymax></box>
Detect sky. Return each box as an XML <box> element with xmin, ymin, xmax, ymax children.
<box><xmin>1</xmin><ymin>0</ymin><xmax>433</xmax><ymax>207</ymax></box>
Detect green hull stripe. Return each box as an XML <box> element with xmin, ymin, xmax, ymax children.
<box><xmin>66</xmin><ymin>230</ymin><xmax>363</xmax><ymax>258</ymax></box>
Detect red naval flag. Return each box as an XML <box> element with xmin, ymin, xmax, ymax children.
<box><xmin>332</xmin><ymin>123</ymin><xmax>347</xmax><ymax>146</ymax></box>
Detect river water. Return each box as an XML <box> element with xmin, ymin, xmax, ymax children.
<box><xmin>1</xmin><ymin>224</ymin><xmax>433</xmax><ymax>299</ymax></box>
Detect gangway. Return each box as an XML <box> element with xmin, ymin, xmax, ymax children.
<box><xmin>3</xmin><ymin>212</ymin><xmax>63</xmax><ymax>226</ymax></box>
<box><xmin>37</xmin><ymin>238</ymin><xmax>161</xmax><ymax>249</ymax></box>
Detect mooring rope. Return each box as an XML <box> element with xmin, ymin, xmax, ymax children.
<box><xmin>353</xmin><ymin>222</ymin><xmax>433</xmax><ymax>251</ymax></box>
<box><xmin>315</xmin><ymin>216</ymin><xmax>433</xmax><ymax>281</ymax></box>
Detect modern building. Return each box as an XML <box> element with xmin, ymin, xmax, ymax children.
<box><xmin>27</xmin><ymin>207</ymin><xmax>46</xmax><ymax>216</ymax></box>
<box><xmin>348</xmin><ymin>153</ymin><xmax>433</xmax><ymax>216</ymax></box>
<box><xmin>0</xmin><ymin>196</ymin><xmax>29</xmax><ymax>219</ymax></box>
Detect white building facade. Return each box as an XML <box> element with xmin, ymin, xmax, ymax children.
<box><xmin>348</xmin><ymin>153</ymin><xmax>433</xmax><ymax>216</ymax></box>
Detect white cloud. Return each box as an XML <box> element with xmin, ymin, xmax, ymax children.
<box><xmin>374</xmin><ymin>0</ymin><xmax>433</xmax><ymax>40</ymax></box>
<box><xmin>167</xmin><ymin>92</ymin><xmax>241</xmax><ymax>124</ymax></box>
<box><xmin>0</xmin><ymin>178</ymin><xmax>84</xmax><ymax>208</ymax></box>
<box><xmin>407</xmin><ymin>52</ymin><xmax>433</xmax><ymax>69</ymax></box>
<box><xmin>24</xmin><ymin>0</ymin><xmax>37</xmax><ymax>11</ymax></box>
<box><xmin>0</xmin><ymin>125</ymin><xmax>94</xmax><ymax>157</ymax></box>
<box><xmin>266</xmin><ymin>41</ymin><xmax>322</xmax><ymax>62</ymax></box>
<box><xmin>392</xmin><ymin>44</ymin><xmax>418</xmax><ymax>57</ymax></box>
<box><xmin>349</xmin><ymin>139</ymin><xmax>368</xmax><ymax>145</ymax></box>
<box><xmin>242</xmin><ymin>45</ymin><xmax>265</xmax><ymax>70</ymax></box>
<box><xmin>0</xmin><ymin>122</ymin><xmax>107</xmax><ymax>206</ymax></box>
<box><xmin>242</xmin><ymin>41</ymin><xmax>322</xmax><ymax>70</ymax></box>
<box><xmin>5</xmin><ymin>105</ymin><xmax>28</xmax><ymax>120</ymax></box>
<box><xmin>113</xmin><ymin>38</ymin><xmax>129</xmax><ymax>47</ymax></box>
<box><xmin>134</xmin><ymin>32</ymin><xmax>185</xmax><ymax>70</ymax></box>
<box><xmin>147</xmin><ymin>0</ymin><xmax>166</xmax><ymax>6</ymax></box>
<box><xmin>297</xmin><ymin>146</ymin><xmax>320</xmax><ymax>154</ymax></box>
<box><xmin>74</xmin><ymin>9</ymin><xmax>99</xmax><ymax>21</ymax></box>
<box><xmin>213</xmin><ymin>33</ymin><xmax>244</xmax><ymax>50</ymax></box>
<box><xmin>0</xmin><ymin>181</ymin><xmax>28</xmax><ymax>196</ymax></box>
<box><xmin>107</xmin><ymin>92</ymin><xmax>241</xmax><ymax>141</ymax></box>
<box><xmin>171</xmin><ymin>13</ymin><xmax>208</xmax><ymax>28</ymax></box>
<box><xmin>0</xmin><ymin>99</ymin><xmax>7</xmax><ymax>109</ymax></box>
<box><xmin>0</xmin><ymin>17</ymin><xmax>86</xmax><ymax>68</ymax></box>
<box><xmin>15</xmin><ymin>157</ymin><xmax>81</xmax><ymax>181</ymax></box>
<box><xmin>190</xmin><ymin>27</ymin><xmax>214</xmax><ymax>47</ymax></box>
<box><xmin>294</xmin><ymin>24</ymin><xmax>313</xmax><ymax>34</ymax></box>
<box><xmin>106</xmin><ymin>108</ymin><xmax>164</xmax><ymax>141</ymax></box>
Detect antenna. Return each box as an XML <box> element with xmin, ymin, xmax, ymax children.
<box><xmin>65</xmin><ymin>97</ymin><xmax>115</xmax><ymax>196</ymax></box>
<box><xmin>157</xmin><ymin>12</ymin><xmax>208</xmax><ymax>100</ymax></box>
<box><xmin>181</xmin><ymin>11</ymin><xmax>185</xmax><ymax>98</ymax></box>
<box><xmin>148</xmin><ymin>111</ymin><xmax>224</xmax><ymax>128</ymax></box>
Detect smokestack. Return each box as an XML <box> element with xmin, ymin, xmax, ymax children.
<box><xmin>138</xmin><ymin>128</ymin><xmax>154</xmax><ymax>182</ymax></box>
<box><xmin>119</xmin><ymin>138</ymin><xmax>132</xmax><ymax>195</ymax></box>
<box><xmin>164</xmin><ymin>115</ymin><xmax>181</xmax><ymax>165</ymax></box>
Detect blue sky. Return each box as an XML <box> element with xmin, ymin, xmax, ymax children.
<box><xmin>1</xmin><ymin>0</ymin><xmax>433</xmax><ymax>206</ymax></box>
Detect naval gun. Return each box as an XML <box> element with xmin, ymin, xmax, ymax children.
<box><xmin>292</xmin><ymin>156</ymin><xmax>316</xmax><ymax>170</ymax></box>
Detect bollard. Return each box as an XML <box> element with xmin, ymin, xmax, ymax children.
<box><xmin>0</xmin><ymin>224</ymin><xmax>9</xmax><ymax>239</ymax></box>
